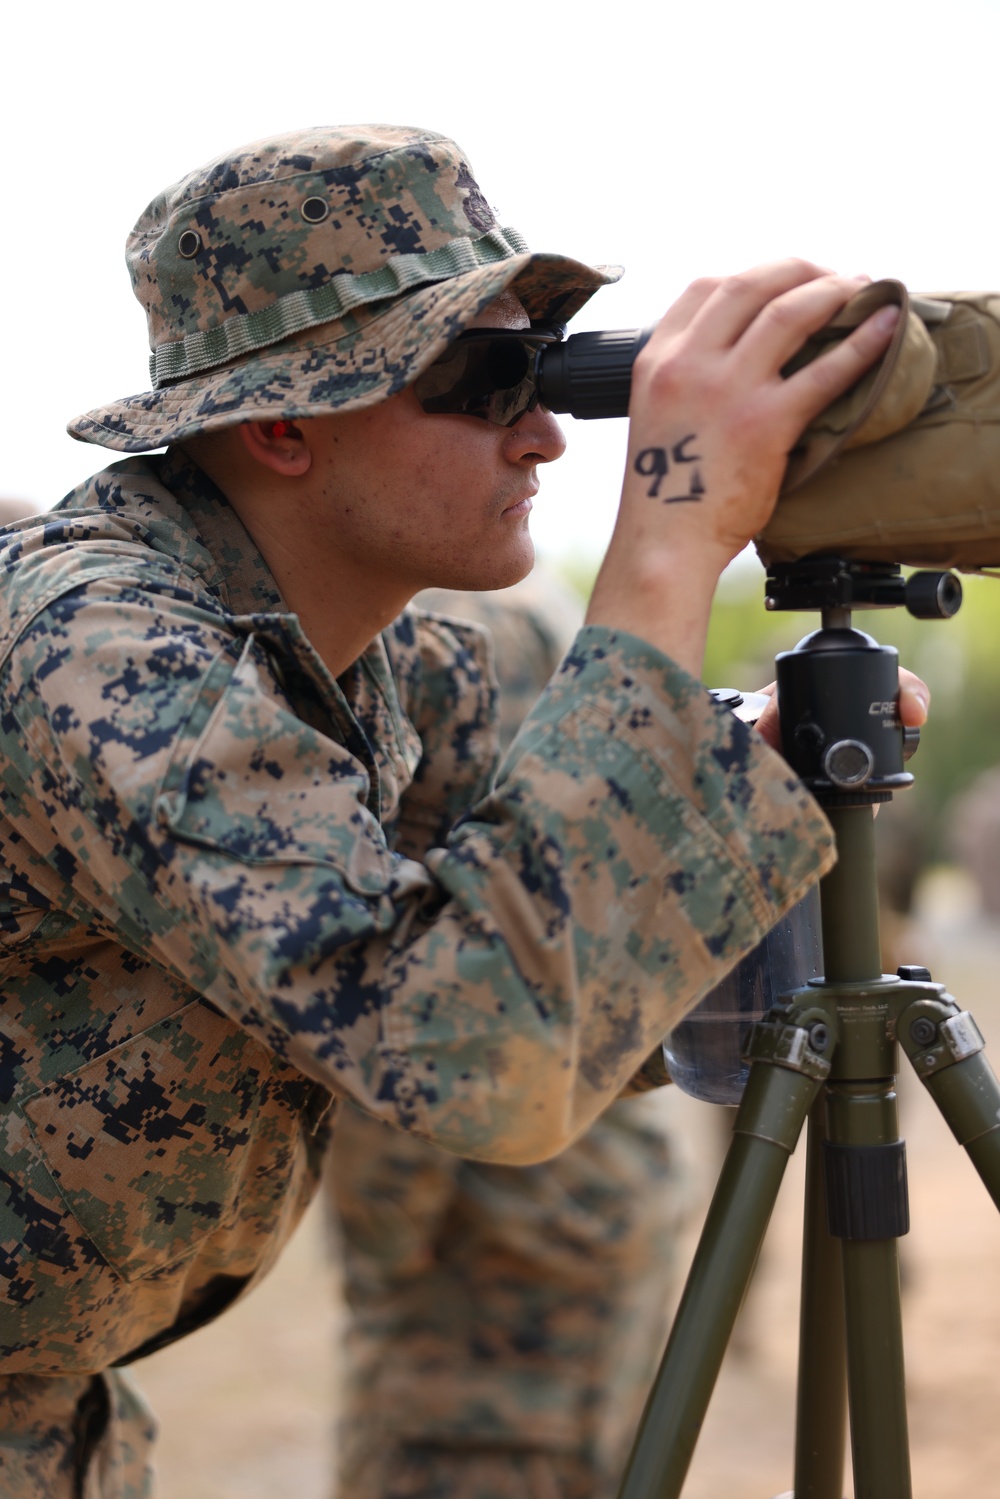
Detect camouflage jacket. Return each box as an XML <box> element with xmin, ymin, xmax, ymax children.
<box><xmin>0</xmin><ymin>452</ymin><xmax>834</xmax><ymax>1374</ymax></box>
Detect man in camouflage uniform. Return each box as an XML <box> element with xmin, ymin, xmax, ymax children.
<box><xmin>0</xmin><ymin>124</ymin><xmax>912</xmax><ymax>1496</ymax></box>
<box><xmin>328</xmin><ymin>571</ymin><xmax>694</xmax><ymax>1499</ymax></box>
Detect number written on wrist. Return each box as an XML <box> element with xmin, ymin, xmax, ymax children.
<box><xmin>634</xmin><ymin>437</ymin><xmax>705</xmax><ymax>503</ymax></box>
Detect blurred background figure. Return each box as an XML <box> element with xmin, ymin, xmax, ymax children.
<box><xmin>325</xmin><ymin>566</ymin><xmax>696</xmax><ymax>1499</ymax></box>
<box><xmin>874</xmin><ymin>794</ymin><xmax>932</xmax><ymax>975</ymax></box>
<box><xmin>948</xmin><ymin>768</ymin><xmax>1000</xmax><ymax>921</ymax></box>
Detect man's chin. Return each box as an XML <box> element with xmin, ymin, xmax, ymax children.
<box><xmin>432</xmin><ymin>539</ymin><xmax>535</xmax><ymax>595</ymax></box>
<box><xmin>480</xmin><ymin>541</ymin><xmax>535</xmax><ymax>593</ymax></box>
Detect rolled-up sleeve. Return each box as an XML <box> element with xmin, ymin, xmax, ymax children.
<box><xmin>0</xmin><ymin>581</ymin><xmax>834</xmax><ymax>1165</ymax></box>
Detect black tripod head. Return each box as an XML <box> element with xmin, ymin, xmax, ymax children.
<box><xmin>764</xmin><ymin>557</ymin><xmax>962</xmax><ymax>808</ymax></box>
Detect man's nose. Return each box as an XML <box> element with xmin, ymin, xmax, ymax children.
<box><xmin>506</xmin><ymin>404</ymin><xmax>567</xmax><ymax>464</ymax></box>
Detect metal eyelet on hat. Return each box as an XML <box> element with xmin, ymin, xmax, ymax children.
<box><xmin>177</xmin><ymin>230</ymin><xmax>202</xmax><ymax>258</ymax></box>
<box><xmin>300</xmin><ymin>196</ymin><xmax>329</xmax><ymax>224</ymax></box>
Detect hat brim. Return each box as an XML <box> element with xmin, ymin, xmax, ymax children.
<box><xmin>68</xmin><ymin>252</ymin><xmax>622</xmax><ymax>454</ymax></box>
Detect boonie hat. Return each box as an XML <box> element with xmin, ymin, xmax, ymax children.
<box><xmin>69</xmin><ymin>125</ymin><xmax>621</xmax><ymax>452</ymax></box>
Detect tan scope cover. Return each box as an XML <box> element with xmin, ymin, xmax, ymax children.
<box><xmin>756</xmin><ymin>281</ymin><xmax>1000</xmax><ymax>570</ymax></box>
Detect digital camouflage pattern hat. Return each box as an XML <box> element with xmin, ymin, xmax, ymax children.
<box><xmin>69</xmin><ymin>125</ymin><xmax>622</xmax><ymax>452</ymax></box>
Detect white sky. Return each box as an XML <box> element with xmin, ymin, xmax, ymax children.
<box><xmin>4</xmin><ymin>0</ymin><xmax>1000</xmax><ymax>574</ymax></box>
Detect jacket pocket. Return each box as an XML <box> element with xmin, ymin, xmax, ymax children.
<box><xmin>22</xmin><ymin>999</ymin><xmax>277</xmax><ymax>1282</ymax></box>
<box><xmin>154</xmin><ymin>634</ymin><xmax>392</xmax><ymax>896</ymax></box>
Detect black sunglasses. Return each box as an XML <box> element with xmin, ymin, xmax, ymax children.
<box><xmin>413</xmin><ymin>328</ymin><xmax>563</xmax><ymax>427</ymax></box>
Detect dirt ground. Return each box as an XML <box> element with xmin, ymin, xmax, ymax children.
<box><xmin>137</xmin><ymin>869</ymin><xmax>1000</xmax><ymax>1499</ymax></box>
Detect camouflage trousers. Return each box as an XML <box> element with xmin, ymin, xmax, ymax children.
<box><xmin>326</xmin><ymin>1094</ymin><xmax>693</xmax><ymax>1499</ymax></box>
<box><xmin>0</xmin><ymin>1369</ymin><xmax>155</xmax><ymax>1498</ymax></box>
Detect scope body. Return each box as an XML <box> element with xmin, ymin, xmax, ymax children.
<box><xmin>536</xmin><ymin>327</ymin><xmax>652</xmax><ymax>419</ymax></box>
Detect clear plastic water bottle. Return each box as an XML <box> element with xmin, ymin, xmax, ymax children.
<box><xmin>661</xmin><ymin>688</ymin><xmax>824</xmax><ymax>1104</ymax></box>
<box><xmin>661</xmin><ymin>885</ymin><xmax>823</xmax><ymax>1104</ymax></box>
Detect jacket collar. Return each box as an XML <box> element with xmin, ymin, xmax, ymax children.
<box><xmin>47</xmin><ymin>449</ymin><xmax>424</xmax><ymax>823</ymax></box>
<box><xmin>152</xmin><ymin>447</ymin><xmax>288</xmax><ymax>617</ymax></box>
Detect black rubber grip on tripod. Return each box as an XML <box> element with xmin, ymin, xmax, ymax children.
<box><xmin>823</xmin><ymin>1140</ymin><xmax>910</xmax><ymax>1239</ymax></box>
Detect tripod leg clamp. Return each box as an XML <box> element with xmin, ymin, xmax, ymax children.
<box><xmin>899</xmin><ymin>997</ymin><xmax>1000</xmax><ymax>1177</ymax></box>
<box><xmin>734</xmin><ymin>1006</ymin><xmax>837</xmax><ymax>1152</ymax></box>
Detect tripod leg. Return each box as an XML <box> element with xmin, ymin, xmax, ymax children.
<box><xmin>616</xmin><ymin>1049</ymin><xmax>822</xmax><ymax>1499</ymax></box>
<box><xmin>827</xmin><ymin>1081</ymin><xmax>911</xmax><ymax>1499</ymax></box>
<box><xmin>792</xmin><ymin>1101</ymin><xmax>846</xmax><ymax>1499</ymax></box>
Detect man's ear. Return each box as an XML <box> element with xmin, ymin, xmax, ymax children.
<box><xmin>238</xmin><ymin>419</ymin><xmax>312</xmax><ymax>477</ymax></box>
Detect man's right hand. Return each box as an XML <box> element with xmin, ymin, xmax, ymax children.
<box><xmin>585</xmin><ymin>260</ymin><xmax>900</xmax><ymax>678</ymax></box>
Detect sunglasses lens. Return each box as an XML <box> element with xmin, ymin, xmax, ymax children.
<box><xmin>414</xmin><ymin>334</ymin><xmax>544</xmax><ymax>426</ymax></box>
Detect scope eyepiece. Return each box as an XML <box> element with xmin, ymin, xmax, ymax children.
<box><xmin>536</xmin><ymin>327</ymin><xmax>654</xmax><ymax>420</ymax></box>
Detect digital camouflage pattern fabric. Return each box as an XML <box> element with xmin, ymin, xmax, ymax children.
<box><xmin>68</xmin><ymin>126</ymin><xmax>619</xmax><ymax>454</ymax></box>
<box><xmin>329</xmin><ymin>572</ymin><xmax>695</xmax><ymax>1499</ymax></box>
<box><xmin>0</xmin><ymin>1371</ymin><xmax>155</xmax><ymax>1499</ymax></box>
<box><xmin>329</xmin><ymin>1092</ymin><xmax>689</xmax><ymax>1499</ymax></box>
<box><xmin>0</xmin><ymin>452</ymin><xmax>833</xmax><ymax>1492</ymax></box>
<box><xmin>415</xmin><ymin>573</ymin><xmax>587</xmax><ymax>748</ymax></box>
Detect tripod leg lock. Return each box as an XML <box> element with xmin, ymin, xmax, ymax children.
<box><xmin>899</xmin><ymin>997</ymin><xmax>1000</xmax><ymax>1175</ymax></box>
<box><xmin>898</xmin><ymin>997</ymin><xmax>985</xmax><ymax>1079</ymax></box>
<box><xmin>743</xmin><ymin>1003</ymin><xmax>839</xmax><ymax>1081</ymax></box>
<box><xmin>733</xmin><ymin>1005</ymin><xmax>838</xmax><ymax>1152</ymax></box>
<box><xmin>823</xmin><ymin>1138</ymin><xmax>910</xmax><ymax>1239</ymax></box>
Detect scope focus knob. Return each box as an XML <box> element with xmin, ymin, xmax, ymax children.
<box><xmin>822</xmin><ymin>738</ymin><xmax>876</xmax><ymax>789</ymax></box>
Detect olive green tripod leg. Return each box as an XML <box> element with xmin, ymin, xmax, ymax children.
<box><xmin>615</xmin><ymin>1040</ymin><xmax>824</xmax><ymax>1499</ymax></box>
<box><xmin>826</xmin><ymin>1080</ymin><xmax>910</xmax><ymax>1499</ymax></box>
<box><xmin>792</xmin><ymin>1102</ymin><xmax>846</xmax><ymax>1499</ymax></box>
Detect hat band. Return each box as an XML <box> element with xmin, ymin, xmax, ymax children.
<box><xmin>148</xmin><ymin>225</ymin><xmax>530</xmax><ymax>388</ymax></box>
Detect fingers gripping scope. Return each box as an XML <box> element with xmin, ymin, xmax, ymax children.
<box><xmin>539</xmin><ymin>285</ymin><xmax>1000</xmax><ymax>578</ymax></box>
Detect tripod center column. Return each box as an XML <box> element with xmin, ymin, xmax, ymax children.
<box><xmin>820</xmin><ymin>806</ymin><xmax>883</xmax><ymax>984</ymax></box>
